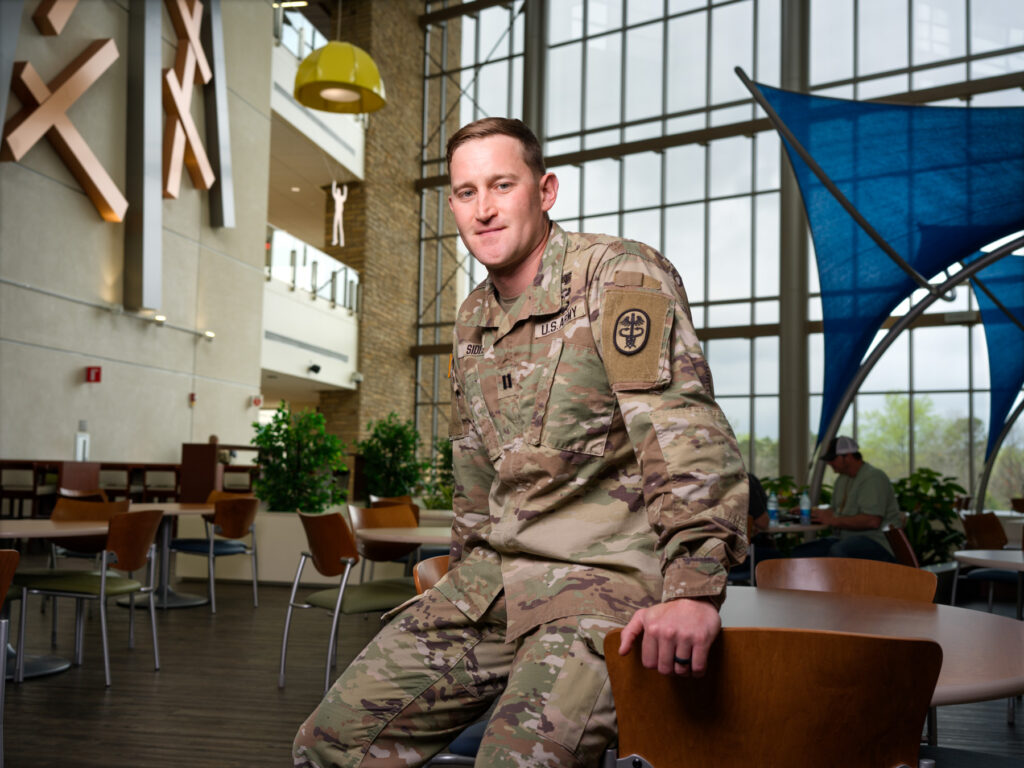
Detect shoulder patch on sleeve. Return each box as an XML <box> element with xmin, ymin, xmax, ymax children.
<box><xmin>601</xmin><ymin>289</ymin><xmax>672</xmax><ymax>389</ymax></box>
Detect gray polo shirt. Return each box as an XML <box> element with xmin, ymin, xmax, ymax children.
<box><xmin>832</xmin><ymin>462</ymin><xmax>901</xmax><ymax>553</ymax></box>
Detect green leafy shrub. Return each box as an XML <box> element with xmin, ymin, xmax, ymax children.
<box><xmin>250</xmin><ymin>402</ymin><xmax>347</xmax><ymax>513</ymax></box>
<box><xmin>357</xmin><ymin>413</ymin><xmax>425</xmax><ymax>498</ymax></box>
<box><xmin>893</xmin><ymin>467</ymin><xmax>966</xmax><ymax>565</ymax></box>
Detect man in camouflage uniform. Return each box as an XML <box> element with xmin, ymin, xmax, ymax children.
<box><xmin>293</xmin><ymin>118</ymin><xmax>748</xmax><ymax>768</ymax></box>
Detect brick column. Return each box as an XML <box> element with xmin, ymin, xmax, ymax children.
<box><xmin>319</xmin><ymin>0</ymin><xmax>423</xmax><ymax>447</ymax></box>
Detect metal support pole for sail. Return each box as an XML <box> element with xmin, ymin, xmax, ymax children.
<box><xmin>965</xmin><ymin>267</ymin><xmax>1024</xmax><ymax>336</ymax></box>
<box><xmin>974</xmin><ymin>395</ymin><xmax>1024</xmax><ymax>515</ymax></box>
<box><xmin>807</xmin><ymin>234</ymin><xmax>1024</xmax><ymax>502</ymax></box>
<box><xmin>735</xmin><ymin>67</ymin><xmax>938</xmax><ymax>295</ymax></box>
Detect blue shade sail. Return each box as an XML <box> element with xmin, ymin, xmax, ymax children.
<box><xmin>752</xmin><ymin>83</ymin><xmax>1024</xmax><ymax>444</ymax></box>
<box><xmin>965</xmin><ymin>251</ymin><xmax>1024</xmax><ymax>460</ymax></box>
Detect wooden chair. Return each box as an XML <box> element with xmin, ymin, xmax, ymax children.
<box><xmin>369</xmin><ymin>494</ymin><xmax>418</xmax><ymax>519</ymax></box>
<box><xmin>0</xmin><ymin>549</ymin><xmax>19</xmax><ymax>768</ymax></box>
<box><xmin>954</xmin><ymin>512</ymin><xmax>1017</xmax><ymax>610</ymax></box>
<box><xmin>413</xmin><ymin>555</ymin><xmax>449</xmax><ymax>594</ymax></box>
<box><xmin>57</xmin><ymin>487</ymin><xmax>108</xmax><ymax>502</ymax></box>
<box><xmin>15</xmin><ymin>508</ymin><xmax>163</xmax><ymax>687</ymax></box>
<box><xmin>960</xmin><ymin>512</ymin><xmax>1007</xmax><ymax>549</ymax></box>
<box><xmin>885</xmin><ymin>527</ymin><xmax>920</xmax><ymax>568</ymax></box>
<box><xmin>169</xmin><ymin>497</ymin><xmax>259</xmax><ymax>613</ymax></box>
<box><xmin>278</xmin><ymin>512</ymin><xmax>416</xmax><ymax>694</ymax></box>
<box><xmin>755</xmin><ymin>557</ymin><xmax>937</xmax><ymax>603</ymax></box>
<box><xmin>348</xmin><ymin>503</ymin><xmax>421</xmax><ymax>580</ymax></box>
<box><xmin>603</xmin><ymin>626</ymin><xmax>942</xmax><ymax>768</ymax></box>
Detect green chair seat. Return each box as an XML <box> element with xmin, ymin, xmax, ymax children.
<box><xmin>16</xmin><ymin>572</ymin><xmax>143</xmax><ymax>597</ymax></box>
<box><xmin>307</xmin><ymin>577</ymin><xmax>416</xmax><ymax>614</ymax></box>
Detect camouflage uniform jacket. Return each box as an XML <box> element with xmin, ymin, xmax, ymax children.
<box><xmin>438</xmin><ymin>222</ymin><xmax>748</xmax><ymax>641</ymax></box>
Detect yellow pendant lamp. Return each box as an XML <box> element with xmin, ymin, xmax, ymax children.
<box><xmin>293</xmin><ymin>0</ymin><xmax>386</xmax><ymax>115</ymax></box>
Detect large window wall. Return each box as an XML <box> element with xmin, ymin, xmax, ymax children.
<box><xmin>417</xmin><ymin>0</ymin><xmax>1024</xmax><ymax>507</ymax></box>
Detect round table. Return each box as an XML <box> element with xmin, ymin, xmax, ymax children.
<box><xmin>354</xmin><ymin>525</ymin><xmax>451</xmax><ymax>547</ymax></box>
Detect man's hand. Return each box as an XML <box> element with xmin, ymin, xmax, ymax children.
<box><xmin>811</xmin><ymin>506</ymin><xmax>836</xmax><ymax>526</ymax></box>
<box><xmin>617</xmin><ymin>598</ymin><xmax>721</xmax><ymax>677</ymax></box>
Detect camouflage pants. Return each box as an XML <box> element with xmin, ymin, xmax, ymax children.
<box><xmin>293</xmin><ymin>590</ymin><xmax>620</xmax><ymax>768</ymax></box>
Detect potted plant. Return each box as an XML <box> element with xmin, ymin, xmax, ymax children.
<box><xmin>893</xmin><ymin>467</ymin><xmax>967</xmax><ymax>603</ymax></box>
<box><xmin>181</xmin><ymin>403</ymin><xmax>348</xmax><ymax>585</ymax></box>
<box><xmin>251</xmin><ymin>401</ymin><xmax>347</xmax><ymax>514</ymax></box>
<box><xmin>355</xmin><ymin>412</ymin><xmax>425</xmax><ymax>499</ymax></box>
<box><xmin>893</xmin><ymin>467</ymin><xmax>966</xmax><ymax>566</ymax></box>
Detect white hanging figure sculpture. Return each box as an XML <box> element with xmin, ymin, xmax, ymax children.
<box><xmin>331</xmin><ymin>181</ymin><xmax>348</xmax><ymax>247</ymax></box>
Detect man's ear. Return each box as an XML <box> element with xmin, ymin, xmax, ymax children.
<box><xmin>539</xmin><ymin>171</ymin><xmax>559</xmax><ymax>213</ymax></box>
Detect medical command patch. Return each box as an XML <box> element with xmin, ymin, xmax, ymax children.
<box><xmin>601</xmin><ymin>287</ymin><xmax>671</xmax><ymax>389</ymax></box>
<box><xmin>613</xmin><ymin>308</ymin><xmax>650</xmax><ymax>355</ymax></box>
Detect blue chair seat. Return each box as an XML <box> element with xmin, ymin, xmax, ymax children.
<box><xmin>963</xmin><ymin>568</ymin><xmax>1019</xmax><ymax>584</ymax></box>
<box><xmin>170</xmin><ymin>538</ymin><xmax>249</xmax><ymax>556</ymax></box>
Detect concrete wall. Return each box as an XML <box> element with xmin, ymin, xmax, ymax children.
<box><xmin>0</xmin><ymin>0</ymin><xmax>273</xmax><ymax>462</ymax></box>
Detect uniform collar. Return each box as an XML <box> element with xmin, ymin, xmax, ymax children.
<box><xmin>462</xmin><ymin>221</ymin><xmax>569</xmax><ymax>330</ymax></box>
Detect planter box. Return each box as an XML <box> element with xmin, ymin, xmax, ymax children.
<box><xmin>174</xmin><ymin>505</ymin><xmax>404</xmax><ymax>587</ymax></box>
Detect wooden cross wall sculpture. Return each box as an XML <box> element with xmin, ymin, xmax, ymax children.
<box><xmin>162</xmin><ymin>0</ymin><xmax>216</xmax><ymax>199</ymax></box>
<box><xmin>1</xmin><ymin>0</ymin><xmax>129</xmax><ymax>222</ymax></box>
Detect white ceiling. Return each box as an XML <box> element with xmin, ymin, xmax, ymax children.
<box><xmin>267</xmin><ymin>112</ymin><xmax>358</xmax><ymax>249</ymax></box>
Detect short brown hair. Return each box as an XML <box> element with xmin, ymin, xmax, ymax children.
<box><xmin>445</xmin><ymin>117</ymin><xmax>546</xmax><ymax>179</ymax></box>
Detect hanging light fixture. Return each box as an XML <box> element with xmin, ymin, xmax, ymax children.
<box><xmin>293</xmin><ymin>2</ymin><xmax>386</xmax><ymax>114</ymax></box>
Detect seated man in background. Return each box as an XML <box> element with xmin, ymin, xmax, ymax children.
<box><xmin>796</xmin><ymin>436</ymin><xmax>901</xmax><ymax>562</ymax></box>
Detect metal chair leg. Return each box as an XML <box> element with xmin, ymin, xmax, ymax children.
<box><xmin>251</xmin><ymin>544</ymin><xmax>259</xmax><ymax>608</ymax></box>
<box><xmin>73</xmin><ymin>599</ymin><xmax>85</xmax><ymax>665</ymax></box>
<box><xmin>279</xmin><ymin>554</ymin><xmax>307</xmax><ymax>688</ymax></box>
<box><xmin>208</xmin><ymin>537</ymin><xmax>217</xmax><ymax>614</ymax></box>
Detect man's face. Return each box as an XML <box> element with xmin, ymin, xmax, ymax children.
<box><xmin>448</xmin><ymin>134</ymin><xmax>557</xmax><ymax>278</ymax></box>
<box><xmin>827</xmin><ymin>454</ymin><xmax>852</xmax><ymax>476</ymax></box>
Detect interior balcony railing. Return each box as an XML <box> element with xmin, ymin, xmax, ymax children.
<box><xmin>266</xmin><ymin>225</ymin><xmax>361</xmax><ymax>313</ymax></box>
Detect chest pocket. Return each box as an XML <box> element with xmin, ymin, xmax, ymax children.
<box><xmin>534</xmin><ymin>341</ymin><xmax>615</xmax><ymax>456</ymax></box>
<box><xmin>460</xmin><ymin>364</ymin><xmax>504</xmax><ymax>461</ymax></box>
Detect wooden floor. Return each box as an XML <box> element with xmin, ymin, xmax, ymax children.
<box><xmin>4</xmin><ymin>574</ymin><xmax>1024</xmax><ymax>766</ymax></box>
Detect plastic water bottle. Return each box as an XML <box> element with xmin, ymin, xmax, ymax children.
<box><xmin>767</xmin><ymin>492</ymin><xmax>779</xmax><ymax>523</ymax></box>
<box><xmin>799</xmin><ymin>491</ymin><xmax>811</xmax><ymax>525</ymax></box>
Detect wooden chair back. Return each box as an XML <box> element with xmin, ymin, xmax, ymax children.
<box><xmin>50</xmin><ymin>498</ymin><xmax>130</xmax><ymax>553</ymax></box>
<box><xmin>106</xmin><ymin>509</ymin><xmax>163</xmax><ymax>573</ymax></box>
<box><xmin>370</xmin><ymin>494</ymin><xmax>412</xmax><ymax>505</ymax></box>
<box><xmin>58</xmin><ymin>487</ymin><xmax>109</xmax><ymax>502</ymax></box>
<box><xmin>1012</xmin><ymin>498</ymin><xmax>1024</xmax><ymax>515</ymax></box>
<box><xmin>51</xmin><ymin>498</ymin><xmax>128</xmax><ymax>522</ymax></box>
<box><xmin>960</xmin><ymin>512</ymin><xmax>1007</xmax><ymax>550</ymax></box>
<box><xmin>0</xmin><ymin>549</ymin><xmax>19</xmax><ymax>613</ymax></box>
<box><xmin>604</xmin><ymin>627</ymin><xmax>942</xmax><ymax>768</ymax></box>
<box><xmin>350</xmin><ymin>504</ymin><xmax>418</xmax><ymax>529</ymax></box>
<box><xmin>885</xmin><ymin>527</ymin><xmax>920</xmax><ymax>568</ymax></box>
<box><xmin>756</xmin><ymin>557</ymin><xmax>937</xmax><ymax>603</ymax></box>
<box><xmin>213</xmin><ymin>497</ymin><xmax>259</xmax><ymax>539</ymax></box>
<box><xmin>204</xmin><ymin>490</ymin><xmax>255</xmax><ymax>523</ymax></box>
<box><xmin>299</xmin><ymin>512</ymin><xmax>359</xmax><ymax>577</ymax></box>
<box><xmin>370</xmin><ymin>496</ymin><xmax>419</xmax><ymax>523</ymax></box>
<box><xmin>413</xmin><ymin>555</ymin><xmax>450</xmax><ymax>594</ymax></box>
<box><xmin>348</xmin><ymin>504</ymin><xmax>420</xmax><ymax>562</ymax></box>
